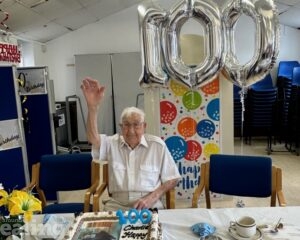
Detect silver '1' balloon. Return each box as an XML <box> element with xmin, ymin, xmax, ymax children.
<box><xmin>222</xmin><ymin>0</ymin><xmax>280</xmax><ymax>88</ymax></box>
<box><xmin>138</xmin><ymin>1</ymin><xmax>168</xmax><ymax>88</ymax></box>
<box><xmin>162</xmin><ymin>0</ymin><xmax>225</xmax><ymax>88</ymax></box>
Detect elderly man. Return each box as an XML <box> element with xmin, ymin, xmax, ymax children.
<box><xmin>81</xmin><ymin>77</ymin><xmax>181</xmax><ymax>211</ymax></box>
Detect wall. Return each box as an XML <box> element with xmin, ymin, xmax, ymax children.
<box><xmin>36</xmin><ymin>5</ymin><xmax>140</xmax><ymax>101</ymax></box>
<box><xmin>22</xmin><ymin>2</ymin><xmax>300</xmax><ymax>154</ymax></box>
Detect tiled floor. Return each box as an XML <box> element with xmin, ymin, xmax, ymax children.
<box><xmin>60</xmin><ymin>138</ymin><xmax>300</xmax><ymax>209</ymax></box>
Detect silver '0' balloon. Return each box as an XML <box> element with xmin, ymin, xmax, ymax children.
<box><xmin>162</xmin><ymin>0</ymin><xmax>225</xmax><ymax>88</ymax></box>
<box><xmin>222</xmin><ymin>0</ymin><xmax>280</xmax><ymax>88</ymax></box>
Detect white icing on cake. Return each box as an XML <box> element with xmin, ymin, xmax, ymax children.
<box><xmin>120</xmin><ymin>212</ymin><xmax>161</xmax><ymax>240</ymax></box>
<box><xmin>120</xmin><ymin>224</ymin><xmax>149</xmax><ymax>239</ymax></box>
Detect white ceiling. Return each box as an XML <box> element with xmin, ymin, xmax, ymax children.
<box><xmin>0</xmin><ymin>0</ymin><xmax>300</xmax><ymax>44</ymax></box>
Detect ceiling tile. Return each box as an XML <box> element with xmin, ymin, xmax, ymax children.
<box><xmin>279</xmin><ymin>8</ymin><xmax>300</xmax><ymax>28</ymax></box>
<box><xmin>16</xmin><ymin>22</ymin><xmax>69</xmax><ymax>42</ymax></box>
<box><xmin>0</xmin><ymin>0</ymin><xmax>15</xmax><ymax>8</ymax></box>
<box><xmin>86</xmin><ymin>0</ymin><xmax>127</xmax><ymax>19</ymax></box>
<box><xmin>275</xmin><ymin>0</ymin><xmax>300</xmax><ymax>5</ymax></box>
<box><xmin>5</xmin><ymin>3</ymin><xmax>48</xmax><ymax>31</ymax></box>
<box><xmin>77</xmin><ymin>0</ymin><xmax>104</xmax><ymax>7</ymax></box>
<box><xmin>54</xmin><ymin>8</ymin><xmax>98</xmax><ymax>30</ymax></box>
<box><xmin>30</xmin><ymin>0</ymin><xmax>82</xmax><ymax>20</ymax></box>
<box><xmin>293</xmin><ymin>2</ymin><xmax>300</xmax><ymax>9</ymax></box>
<box><xmin>275</xmin><ymin>3</ymin><xmax>292</xmax><ymax>13</ymax></box>
<box><xmin>1</xmin><ymin>0</ymin><xmax>300</xmax><ymax>43</ymax></box>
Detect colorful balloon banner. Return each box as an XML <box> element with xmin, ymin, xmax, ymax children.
<box><xmin>160</xmin><ymin>78</ymin><xmax>220</xmax><ymax>199</ymax></box>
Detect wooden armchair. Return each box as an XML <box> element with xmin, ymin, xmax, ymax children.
<box><xmin>23</xmin><ymin>153</ymin><xmax>100</xmax><ymax>214</ymax></box>
<box><xmin>192</xmin><ymin>154</ymin><xmax>286</xmax><ymax>208</ymax></box>
<box><xmin>93</xmin><ymin>163</ymin><xmax>175</xmax><ymax>211</ymax></box>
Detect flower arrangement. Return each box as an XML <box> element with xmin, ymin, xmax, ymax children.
<box><xmin>0</xmin><ymin>188</ymin><xmax>42</xmax><ymax>239</ymax></box>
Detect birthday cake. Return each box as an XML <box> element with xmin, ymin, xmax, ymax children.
<box><xmin>64</xmin><ymin>210</ymin><xmax>162</xmax><ymax>240</ymax></box>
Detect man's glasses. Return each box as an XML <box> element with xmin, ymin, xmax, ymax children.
<box><xmin>120</xmin><ymin>122</ymin><xmax>144</xmax><ymax>130</ymax></box>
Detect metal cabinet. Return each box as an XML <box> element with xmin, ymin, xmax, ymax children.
<box><xmin>75</xmin><ymin>52</ymin><xmax>143</xmax><ymax>139</ymax></box>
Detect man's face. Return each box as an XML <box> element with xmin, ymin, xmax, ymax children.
<box><xmin>120</xmin><ymin>113</ymin><xmax>146</xmax><ymax>148</ymax></box>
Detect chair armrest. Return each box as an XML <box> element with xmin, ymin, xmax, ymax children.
<box><xmin>84</xmin><ymin>180</ymin><xmax>100</xmax><ymax>212</ymax></box>
<box><xmin>22</xmin><ymin>182</ymin><xmax>36</xmax><ymax>192</ymax></box>
<box><xmin>277</xmin><ymin>190</ymin><xmax>287</xmax><ymax>207</ymax></box>
<box><xmin>22</xmin><ymin>163</ymin><xmax>39</xmax><ymax>192</ymax></box>
<box><xmin>192</xmin><ymin>182</ymin><xmax>205</xmax><ymax>208</ymax></box>
<box><xmin>192</xmin><ymin>163</ymin><xmax>207</xmax><ymax>208</ymax></box>
<box><xmin>165</xmin><ymin>188</ymin><xmax>175</xmax><ymax>209</ymax></box>
<box><xmin>276</xmin><ymin>167</ymin><xmax>287</xmax><ymax>207</ymax></box>
<box><xmin>92</xmin><ymin>182</ymin><xmax>108</xmax><ymax>212</ymax></box>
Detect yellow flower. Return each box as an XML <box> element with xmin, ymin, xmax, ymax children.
<box><xmin>6</xmin><ymin>190</ymin><xmax>42</xmax><ymax>222</ymax></box>
<box><xmin>0</xmin><ymin>189</ymin><xmax>9</xmax><ymax>207</ymax></box>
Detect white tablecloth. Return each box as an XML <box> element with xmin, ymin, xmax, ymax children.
<box><xmin>159</xmin><ymin>207</ymin><xmax>300</xmax><ymax>240</ymax></box>
<box><xmin>23</xmin><ymin>207</ymin><xmax>300</xmax><ymax>240</ymax></box>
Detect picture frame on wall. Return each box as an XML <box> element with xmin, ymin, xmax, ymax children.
<box><xmin>18</xmin><ymin>68</ymin><xmax>47</xmax><ymax>95</ymax></box>
<box><xmin>0</xmin><ymin>119</ymin><xmax>22</xmax><ymax>151</ymax></box>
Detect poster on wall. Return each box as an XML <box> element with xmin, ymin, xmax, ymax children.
<box><xmin>0</xmin><ymin>41</ymin><xmax>21</xmax><ymax>65</ymax></box>
<box><xmin>160</xmin><ymin>78</ymin><xmax>221</xmax><ymax>200</ymax></box>
<box><xmin>18</xmin><ymin>69</ymin><xmax>47</xmax><ymax>95</ymax></box>
<box><xmin>0</xmin><ymin>119</ymin><xmax>23</xmax><ymax>151</ymax></box>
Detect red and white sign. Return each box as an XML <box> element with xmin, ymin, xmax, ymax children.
<box><xmin>0</xmin><ymin>42</ymin><xmax>21</xmax><ymax>63</ymax></box>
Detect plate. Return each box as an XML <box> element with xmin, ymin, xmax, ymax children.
<box><xmin>228</xmin><ymin>227</ymin><xmax>263</xmax><ymax>240</ymax></box>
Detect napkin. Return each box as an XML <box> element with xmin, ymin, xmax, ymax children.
<box><xmin>191</xmin><ymin>222</ymin><xmax>216</xmax><ymax>237</ymax></box>
<box><xmin>35</xmin><ymin>214</ymin><xmax>71</xmax><ymax>240</ymax></box>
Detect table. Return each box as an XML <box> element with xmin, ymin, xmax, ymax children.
<box><xmin>23</xmin><ymin>207</ymin><xmax>300</xmax><ymax>240</ymax></box>
<box><xmin>159</xmin><ymin>207</ymin><xmax>300</xmax><ymax>240</ymax></box>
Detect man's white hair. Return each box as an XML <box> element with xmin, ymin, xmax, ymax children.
<box><xmin>120</xmin><ymin>107</ymin><xmax>145</xmax><ymax>123</ymax></box>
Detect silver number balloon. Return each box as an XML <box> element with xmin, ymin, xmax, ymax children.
<box><xmin>162</xmin><ymin>0</ymin><xmax>225</xmax><ymax>88</ymax></box>
<box><xmin>138</xmin><ymin>1</ymin><xmax>168</xmax><ymax>88</ymax></box>
<box><xmin>222</xmin><ymin>0</ymin><xmax>280</xmax><ymax>88</ymax></box>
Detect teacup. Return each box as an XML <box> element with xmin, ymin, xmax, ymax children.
<box><xmin>230</xmin><ymin>216</ymin><xmax>256</xmax><ymax>238</ymax></box>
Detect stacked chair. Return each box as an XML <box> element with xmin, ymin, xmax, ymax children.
<box><xmin>245</xmin><ymin>74</ymin><xmax>277</xmax><ymax>154</ymax></box>
<box><xmin>277</xmin><ymin>61</ymin><xmax>300</xmax><ymax>80</ymax></box>
<box><xmin>276</xmin><ymin>61</ymin><xmax>300</xmax><ymax>152</ymax></box>
<box><xmin>286</xmin><ymin>67</ymin><xmax>300</xmax><ymax>155</ymax></box>
<box><xmin>275</xmin><ymin>61</ymin><xmax>300</xmax><ymax>145</ymax></box>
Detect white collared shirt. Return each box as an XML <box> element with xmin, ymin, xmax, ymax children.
<box><xmin>92</xmin><ymin>133</ymin><xmax>181</xmax><ymax>193</ymax></box>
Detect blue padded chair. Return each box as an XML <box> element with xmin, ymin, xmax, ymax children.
<box><xmin>278</xmin><ymin>61</ymin><xmax>300</xmax><ymax>80</ymax></box>
<box><xmin>23</xmin><ymin>153</ymin><xmax>99</xmax><ymax>214</ymax></box>
<box><xmin>251</xmin><ymin>74</ymin><xmax>275</xmax><ymax>91</ymax></box>
<box><xmin>192</xmin><ymin>154</ymin><xmax>286</xmax><ymax>208</ymax></box>
<box><xmin>292</xmin><ymin>66</ymin><xmax>300</xmax><ymax>86</ymax></box>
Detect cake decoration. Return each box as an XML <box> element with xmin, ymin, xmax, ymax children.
<box><xmin>64</xmin><ymin>209</ymin><xmax>161</xmax><ymax>240</ymax></box>
<box><xmin>116</xmin><ymin>209</ymin><xmax>152</xmax><ymax>225</ymax></box>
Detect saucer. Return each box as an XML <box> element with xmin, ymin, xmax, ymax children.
<box><xmin>228</xmin><ymin>227</ymin><xmax>263</xmax><ymax>240</ymax></box>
